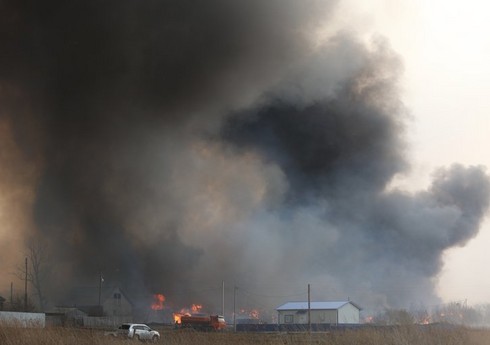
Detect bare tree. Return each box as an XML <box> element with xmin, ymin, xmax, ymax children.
<box><xmin>433</xmin><ymin>301</ymin><xmax>481</xmax><ymax>326</ymax></box>
<box><xmin>6</xmin><ymin>293</ymin><xmax>36</xmax><ymax>312</ymax></box>
<box><xmin>17</xmin><ymin>243</ymin><xmax>49</xmax><ymax>311</ymax></box>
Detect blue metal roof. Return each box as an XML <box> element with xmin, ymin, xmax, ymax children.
<box><xmin>276</xmin><ymin>301</ymin><xmax>361</xmax><ymax>311</ymax></box>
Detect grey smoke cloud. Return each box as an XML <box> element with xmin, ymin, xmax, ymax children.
<box><xmin>220</xmin><ymin>38</ymin><xmax>490</xmax><ymax>310</ymax></box>
<box><xmin>0</xmin><ymin>0</ymin><xmax>489</xmax><ymax>316</ymax></box>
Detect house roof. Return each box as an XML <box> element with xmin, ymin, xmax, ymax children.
<box><xmin>276</xmin><ymin>301</ymin><xmax>361</xmax><ymax>311</ymax></box>
<box><xmin>58</xmin><ymin>286</ymin><xmax>133</xmax><ymax>308</ymax></box>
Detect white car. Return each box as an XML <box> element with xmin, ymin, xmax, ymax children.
<box><xmin>105</xmin><ymin>323</ymin><xmax>160</xmax><ymax>342</ymax></box>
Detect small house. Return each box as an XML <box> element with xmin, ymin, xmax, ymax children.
<box><xmin>276</xmin><ymin>301</ymin><xmax>361</xmax><ymax>325</ymax></box>
<box><xmin>58</xmin><ymin>286</ymin><xmax>133</xmax><ymax>318</ymax></box>
<box><xmin>101</xmin><ymin>287</ymin><xmax>133</xmax><ymax>318</ymax></box>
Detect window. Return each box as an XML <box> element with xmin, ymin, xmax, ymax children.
<box><xmin>114</xmin><ymin>293</ymin><xmax>122</xmax><ymax>307</ymax></box>
<box><xmin>284</xmin><ymin>315</ymin><xmax>294</xmax><ymax>324</ymax></box>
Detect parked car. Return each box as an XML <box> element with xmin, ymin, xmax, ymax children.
<box><xmin>105</xmin><ymin>323</ymin><xmax>160</xmax><ymax>342</ymax></box>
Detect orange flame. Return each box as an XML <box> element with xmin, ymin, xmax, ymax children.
<box><xmin>173</xmin><ymin>304</ymin><xmax>204</xmax><ymax>324</ymax></box>
<box><xmin>173</xmin><ymin>312</ymin><xmax>188</xmax><ymax>324</ymax></box>
<box><xmin>249</xmin><ymin>309</ymin><xmax>260</xmax><ymax>319</ymax></box>
<box><xmin>364</xmin><ymin>315</ymin><xmax>374</xmax><ymax>323</ymax></box>
<box><xmin>151</xmin><ymin>294</ymin><xmax>166</xmax><ymax>311</ymax></box>
<box><xmin>192</xmin><ymin>304</ymin><xmax>203</xmax><ymax>312</ymax></box>
<box><xmin>239</xmin><ymin>308</ymin><xmax>260</xmax><ymax>319</ymax></box>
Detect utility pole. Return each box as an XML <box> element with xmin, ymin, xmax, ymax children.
<box><xmin>233</xmin><ymin>286</ymin><xmax>237</xmax><ymax>332</ymax></box>
<box><xmin>24</xmin><ymin>257</ymin><xmax>28</xmax><ymax>311</ymax></box>
<box><xmin>222</xmin><ymin>280</ymin><xmax>225</xmax><ymax>317</ymax></box>
<box><xmin>98</xmin><ymin>272</ymin><xmax>103</xmax><ymax>306</ymax></box>
<box><xmin>308</xmin><ymin>283</ymin><xmax>311</xmax><ymax>334</ymax></box>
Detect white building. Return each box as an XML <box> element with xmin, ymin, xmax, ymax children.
<box><xmin>276</xmin><ymin>301</ymin><xmax>361</xmax><ymax>325</ymax></box>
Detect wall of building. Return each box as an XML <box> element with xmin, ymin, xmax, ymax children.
<box><xmin>278</xmin><ymin>310</ymin><xmax>337</xmax><ymax>324</ymax></box>
<box><xmin>278</xmin><ymin>304</ymin><xmax>360</xmax><ymax>325</ymax></box>
<box><xmin>311</xmin><ymin>310</ymin><xmax>338</xmax><ymax>324</ymax></box>
<box><xmin>0</xmin><ymin>311</ymin><xmax>45</xmax><ymax>328</ymax></box>
<box><xmin>338</xmin><ymin>303</ymin><xmax>360</xmax><ymax>324</ymax></box>
<box><xmin>278</xmin><ymin>310</ymin><xmax>296</xmax><ymax>324</ymax></box>
<box><xmin>102</xmin><ymin>288</ymin><xmax>132</xmax><ymax>317</ymax></box>
<box><xmin>83</xmin><ymin>315</ymin><xmax>132</xmax><ymax>328</ymax></box>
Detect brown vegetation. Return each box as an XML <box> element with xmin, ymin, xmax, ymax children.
<box><xmin>2</xmin><ymin>325</ymin><xmax>490</xmax><ymax>345</ymax></box>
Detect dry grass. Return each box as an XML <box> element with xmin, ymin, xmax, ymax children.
<box><xmin>1</xmin><ymin>325</ymin><xmax>490</xmax><ymax>345</ymax></box>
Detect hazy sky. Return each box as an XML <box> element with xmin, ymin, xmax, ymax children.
<box><xmin>338</xmin><ymin>0</ymin><xmax>490</xmax><ymax>304</ymax></box>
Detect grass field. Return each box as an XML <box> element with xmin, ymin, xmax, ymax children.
<box><xmin>2</xmin><ymin>325</ymin><xmax>490</xmax><ymax>345</ymax></box>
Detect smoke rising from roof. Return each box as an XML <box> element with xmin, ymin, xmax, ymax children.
<box><xmin>1</xmin><ymin>0</ymin><xmax>489</xmax><ymax>314</ymax></box>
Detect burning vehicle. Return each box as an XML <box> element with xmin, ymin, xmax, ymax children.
<box><xmin>179</xmin><ymin>314</ymin><xmax>227</xmax><ymax>331</ymax></box>
<box><xmin>149</xmin><ymin>293</ymin><xmax>225</xmax><ymax>330</ymax></box>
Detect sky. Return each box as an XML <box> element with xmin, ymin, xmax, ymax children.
<box><xmin>0</xmin><ymin>0</ymin><xmax>489</xmax><ymax>316</ymax></box>
<box><xmin>337</xmin><ymin>0</ymin><xmax>490</xmax><ymax>304</ymax></box>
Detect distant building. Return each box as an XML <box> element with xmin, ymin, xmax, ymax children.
<box><xmin>276</xmin><ymin>301</ymin><xmax>361</xmax><ymax>325</ymax></box>
<box><xmin>101</xmin><ymin>287</ymin><xmax>133</xmax><ymax>318</ymax></box>
<box><xmin>45</xmin><ymin>286</ymin><xmax>135</xmax><ymax>327</ymax></box>
<box><xmin>59</xmin><ymin>286</ymin><xmax>133</xmax><ymax>318</ymax></box>
<box><xmin>46</xmin><ymin>307</ymin><xmax>88</xmax><ymax>327</ymax></box>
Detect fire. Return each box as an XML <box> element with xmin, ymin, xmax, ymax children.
<box><xmin>173</xmin><ymin>312</ymin><xmax>188</xmax><ymax>324</ymax></box>
<box><xmin>192</xmin><ymin>304</ymin><xmax>203</xmax><ymax>312</ymax></box>
<box><xmin>364</xmin><ymin>316</ymin><xmax>374</xmax><ymax>323</ymax></box>
<box><xmin>239</xmin><ymin>308</ymin><xmax>260</xmax><ymax>319</ymax></box>
<box><xmin>173</xmin><ymin>304</ymin><xmax>204</xmax><ymax>324</ymax></box>
<box><xmin>249</xmin><ymin>309</ymin><xmax>260</xmax><ymax>319</ymax></box>
<box><xmin>151</xmin><ymin>294</ymin><xmax>166</xmax><ymax>311</ymax></box>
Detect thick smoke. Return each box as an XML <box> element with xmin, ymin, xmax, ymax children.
<box><xmin>1</xmin><ymin>0</ymin><xmax>489</xmax><ymax>316</ymax></box>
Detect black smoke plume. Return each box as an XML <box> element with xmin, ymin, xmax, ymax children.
<box><xmin>0</xmin><ymin>0</ymin><xmax>489</xmax><ymax>316</ymax></box>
